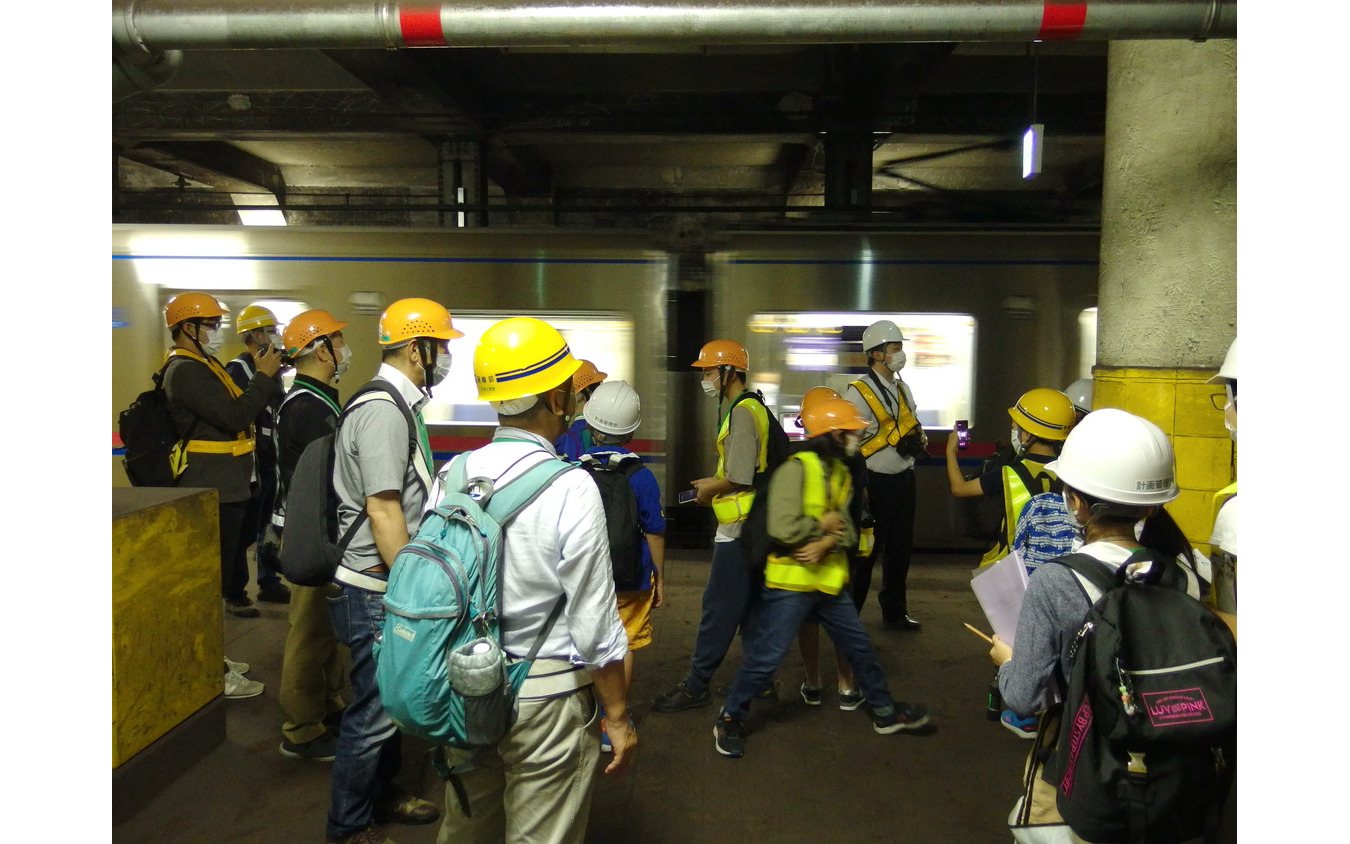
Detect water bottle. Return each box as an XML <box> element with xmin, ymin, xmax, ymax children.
<box><xmin>987</xmin><ymin>673</ymin><xmax>1002</xmax><ymax>721</ymax></box>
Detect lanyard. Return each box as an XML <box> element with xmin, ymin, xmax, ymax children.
<box><xmin>290</xmin><ymin>380</ymin><xmax>341</xmax><ymax>418</ymax></box>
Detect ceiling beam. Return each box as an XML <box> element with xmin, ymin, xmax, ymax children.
<box><xmin>118</xmin><ymin>141</ymin><xmax>288</xmax><ymax>198</ymax></box>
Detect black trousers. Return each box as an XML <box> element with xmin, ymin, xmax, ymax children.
<box><xmin>849</xmin><ymin>468</ymin><xmax>916</xmax><ymax>620</ymax></box>
<box><xmin>219</xmin><ymin>500</ymin><xmax>250</xmax><ymax>600</ymax></box>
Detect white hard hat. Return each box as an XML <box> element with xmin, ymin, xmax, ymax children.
<box><xmin>584</xmin><ymin>380</ymin><xmax>642</xmax><ymax>435</ymax></box>
<box><xmin>862</xmin><ymin>319</ymin><xmax>907</xmax><ymax>352</ymax></box>
<box><xmin>1064</xmin><ymin>378</ymin><xmax>1093</xmax><ymax>413</ymax></box>
<box><xmin>1206</xmin><ymin>339</ymin><xmax>1236</xmax><ymax>385</ymax></box>
<box><xmin>1046</xmin><ymin>408</ymin><xmax>1178</xmax><ymax>507</ymax></box>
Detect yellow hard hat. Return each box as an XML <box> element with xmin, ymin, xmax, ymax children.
<box><xmin>474</xmin><ymin>317</ymin><xmax>582</xmax><ymax>402</ymax></box>
<box><xmin>282</xmin><ymin>309</ymin><xmax>348</xmax><ymax>357</ymax></box>
<box><xmin>691</xmin><ymin>339</ymin><xmax>748</xmax><ymax>371</ymax></box>
<box><xmin>802</xmin><ymin>398</ymin><xmax>869</xmax><ymax>438</ymax></box>
<box><xmin>573</xmin><ymin>360</ymin><xmax>608</xmax><ymax>394</ymax></box>
<box><xmin>1009</xmin><ymin>388</ymin><xmax>1076</xmax><ymax>441</ymax></box>
<box><xmin>379</xmin><ymin>298</ymin><xmax>464</xmax><ymax>346</ymax></box>
<box><xmin>164</xmin><ymin>292</ymin><xmax>227</xmax><ymax>328</ymax></box>
<box><xmin>236</xmin><ymin>304</ymin><xmax>279</xmax><ymax>333</ymax></box>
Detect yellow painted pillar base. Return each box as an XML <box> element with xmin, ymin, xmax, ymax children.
<box><xmin>1091</xmin><ymin>366</ymin><xmax>1235</xmax><ymax>550</ymax></box>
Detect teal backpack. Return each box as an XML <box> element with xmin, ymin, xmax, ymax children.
<box><xmin>375</xmin><ymin>448</ymin><xmax>573</xmax><ymax>750</ymax></box>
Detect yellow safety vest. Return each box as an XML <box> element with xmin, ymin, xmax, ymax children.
<box><xmin>978</xmin><ymin>459</ymin><xmax>1059</xmax><ymax>566</ymax></box>
<box><xmin>1211</xmin><ymin>481</ymin><xmax>1237</xmax><ymax>527</ymax></box>
<box><xmin>711</xmin><ymin>393</ymin><xmax>770</xmax><ymax>524</ymax></box>
<box><xmin>165</xmin><ymin>348</ymin><xmax>257</xmax><ymax>478</ymax></box>
<box><xmin>764</xmin><ymin>451</ymin><xmax>852</xmax><ymax>595</ymax></box>
<box><xmin>849</xmin><ymin>377</ymin><xmax>921</xmax><ymax>458</ymax></box>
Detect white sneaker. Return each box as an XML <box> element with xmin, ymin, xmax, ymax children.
<box><xmin>224</xmin><ymin>657</ymin><xmax>250</xmax><ymax>674</ymax></box>
<box><xmin>225</xmin><ymin>667</ymin><xmax>264</xmax><ymax>699</ymax></box>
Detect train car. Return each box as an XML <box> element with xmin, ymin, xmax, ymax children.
<box><xmin>112</xmin><ymin>225</ymin><xmax>1099</xmax><ymax>550</ymax></box>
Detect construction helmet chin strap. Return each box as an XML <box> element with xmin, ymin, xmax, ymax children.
<box><xmin>417</xmin><ymin>337</ymin><xmax>438</xmax><ymax>399</ymax></box>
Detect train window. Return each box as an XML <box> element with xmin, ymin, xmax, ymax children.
<box><xmin>1078</xmin><ymin>307</ymin><xmax>1098</xmax><ymax>379</ymax></box>
<box><xmin>419</xmin><ymin>312</ymin><xmax>635</xmax><ymax>426</ymax></box>
<box><xmin>747</xmin><ymin>311</ymin><xmax>976</xmax><ymax>430</ymax></box>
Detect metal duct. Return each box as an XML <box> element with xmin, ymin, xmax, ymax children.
<box><xmin>112</xmin><ymin>49</ymin><xmax>184</xmax><ymax>101</ymax></box>
<box><xmin>113</xmin><ymin>1</ymin><xmax>1235</xmax><ymax>58</ymax></box>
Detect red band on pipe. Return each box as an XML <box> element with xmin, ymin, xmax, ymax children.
<box><xmin>400</xmin><ymin>7</ymin><xmax>446</xmax><ymax>47</ymax></box>
<box><xmin>1038</xmin><ymin>3</ymin><xmax>1088</xmax><ymax>41</ymax></box>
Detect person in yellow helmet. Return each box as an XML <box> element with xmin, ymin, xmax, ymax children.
<box><xmin>714</xmin><ymin>398</ymin><xmax>931</xmax><ymax>758</ymax></box>
<box><xmin>226</xmin><ymin>304</ymin><xmax>292</xmax><ymax>605</ymax></box>
<box><xmin>653</xmin><ymin>338</ymin><xmax>779</xmax><ymax>713</ymax></box>
<box><xmin>554</xmin><ymin>358</ymin><xmax>607</xmax><ymax>461</ymax></box>
<box><xmin>326</xmin><ymin>297</ymin><xmax>460</xmax><ymax>844</ymax></box>
<box><xmin>434</xmin><ymin>317</ymin><xmax>634</xmax><ymax>843</ymax></box>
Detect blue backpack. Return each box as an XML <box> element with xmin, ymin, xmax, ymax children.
<box><xmin>375</xmin><ymin>448</ymin><xmax>573</xmax><ymax>750</ymax></box>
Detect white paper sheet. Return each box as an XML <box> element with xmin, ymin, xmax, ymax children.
<box><xmin>969</xmin><ymin>550</ymin><xmax>1030</xmax><ymax>648</ymax></box>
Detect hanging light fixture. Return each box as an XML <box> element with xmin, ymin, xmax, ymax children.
<box><xmin>1023</xmin><ymin>44</ymin><xmax>1043</xmax><ymax>179</ymax></box>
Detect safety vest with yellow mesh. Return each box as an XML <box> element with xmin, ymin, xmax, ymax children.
<box><xmin>977</xmin><ymin>459</ymin><xmax>1059</xmax><ymax>566</ymax></box>
<box><xmin>710</xmin><ymin>392</ymin><xmax>770</xmax><ymax>524</ymax></box>
<box><xmin>166</xmin><ymin>347</ymin><xmax>257</xmax><ymax>478</ymax></box>
<box><xmin>848</xmin><ymin>377</ymin><xmax>921</xmax><ymax>458</ymax></box>
<box><xmin>764</xmin><ymin>451</ymin><xmax>853</xmax><ymax>595</ymax></box>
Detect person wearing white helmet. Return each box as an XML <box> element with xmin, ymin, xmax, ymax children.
<box><xmin>1063</xmin><ymin>377</ymin><xmax>1093</xmax><ymax>424</ymax></box>
<box><xmin>1206</xmin><ymin>339</ymin><xmax>1237</xmax><ymax>614</ymax></box>
<box><xmin>579</xmin><ymin>380</ymin><xmax>667</xmax><ymax>752</ymax></box>
<box><xmin>845</xmin><ymin>319</ymin><xmax>927</xmax><ymax>630</ymax></box>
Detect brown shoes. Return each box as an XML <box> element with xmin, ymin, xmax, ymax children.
<box><xmin>373</xmin><ymin>790</ymin><xmax>439</xmax><ymax>826</ymax></box>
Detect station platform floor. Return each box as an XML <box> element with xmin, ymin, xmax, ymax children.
<box><xmin>109</xmin><ymin>550</ymin><xmax>1223</xmax><ymax>844</ymax></box>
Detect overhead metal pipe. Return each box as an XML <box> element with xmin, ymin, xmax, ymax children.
<box><xmin>113</xmin><ymin>1</ymin><xmax>1235</xmax><ymax>58</ymax></box>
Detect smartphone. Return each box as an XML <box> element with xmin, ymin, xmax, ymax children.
<box><xmin>678</xmin><ymin>489</ymin><xmax>698</xmax><ymax>504</ymax></box>
<box><xmin>955</xmin><ymin>420</ymin><xmax>970</xmax><ymax>450</ymax></box>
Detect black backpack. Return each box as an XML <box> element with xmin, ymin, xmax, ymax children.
<box><xmin>278</xmin><ymin>381</ymin><xmax>420</xmax><ymax>587</ymax></box>
<box><xmin>119</xmin><ymin>357</ymin><xmax>197</xmax><ymax>487</ymax></box>
<box><xmin>1047</xmin><ymin>550</ymin><xmax>1237</xmax><ymax>844</ymax></box>
<box><xmin>734</xmin><ymin>391</ymin><xmax>792</xmax><ymax>573</ymax></box>
<box><xmin>578</xmin><ymin>452</ymin><xmax>647</xmax><ymax>591</ymax></box>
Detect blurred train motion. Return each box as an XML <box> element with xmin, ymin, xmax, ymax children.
<box><xmin>112</xmin><ymin>225</ymin><xmax>1099</xmax><ymax>549</ymax></box>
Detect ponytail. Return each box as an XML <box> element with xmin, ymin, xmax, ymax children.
<box><xmin>1138</xmin><ymin>506</ymin><xmax>1195</xmax><ymax>569</ymax></box>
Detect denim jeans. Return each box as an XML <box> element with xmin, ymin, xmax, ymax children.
<box><xmin>722</xmin><ymin>586</ymin><xmax>896</xmax><ymax>721</ymax></box>
<box><xmin>683</xmin><ymin>538</ymin><xmax>759</xmax><ymax>694</ymax></box>
<box><xmin>326</xmin><ymin>585</ymin><xmax>401</xmax><ymax>839</ymax></box>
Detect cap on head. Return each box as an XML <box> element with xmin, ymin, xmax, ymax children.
<box><xmin>236</xmin><ymin>305</ymin><xmax>278</xmax><ymax>334</ymax></box>
<box><xmin>583</xmin><ymin>380</ymin><xmax>642</xmax><ymax>435</ymax></box>
<box><xmin>861</xmin><ymin>319</ymin><xmax>906</xmax><ymax>353</ymax></box>
<box><xmin>474</xmin><ymin>317</ymin><xmax>582</xmax><ymax>403</ymax></box>
<box><xmin>1206</xmin><ymin>339</ymin><xmax>1237</xmax><ymax>386</ymax></box>
<box><xmin>282</xmin><ymin>309</ymin><xmax>348</xmax><ymax>357</ymax></box>
<box><xmin>1046</xmin><ymin>408</ymin><xmax>1178</xmax><ymax>507</ymax></box>
<box><xmin>691</xmin><ymin>339</ymin><xmax>748</xmax><ymax>371</ymax></box>
<box><xmin>802</xmin><ymin>398</ymin><xmax>869</xmax><ymax>438</ymax></box>
<box><xmin>379</xmin><ymin>298</ymin><xmax>463</xmax><ymax>346</ymax></box>
<box><xmin>164</xmin><ymin>292</ymin><xmax>228</xmax><ymax>328</ymax></box>
<box><xmin>573</xmin><ymin>360</ymin><xmax>608</xmax><ymax>394</ymax></box>
<box><xmin>1008</xmin><ymin>388</ymin><xmax>1076</xmax><ymax>441</ymax></box>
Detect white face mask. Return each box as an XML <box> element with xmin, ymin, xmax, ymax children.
<box><xmin>844</xmin><ymin>433</ymin><xmax>862</xmax><ymax>457</ymax></box>
<box><xmin>1011</xmin><ymin>426</ymin><xmax>1025</xmax><ymax>455</ymax></box>
<box><xmin>430</xmin><ymin>352</ymin><xmax>452</xmax><ymax>387</ymax></box>
<box><xmin>886</xmin><ymin>350</ymin><xmax>907</xmax><ymax>373</ymax></box>
<box><xmin>1062</xmin><ymin>491</ymin><xmax>1086</xmax><ymax>532</ymax></box>
<box><xmin>1223</xmin><ymin>386</ymin><xmax>1236</xmax><ymax>442</ymax></box>
<box><xmin>333</xmin><ymin>344</ymin><xmax>351</xmax><ymax>381</ymax></box>
<box><xmin>701</xmin><ymin>377</ymin><xmax>720</xmax><ymax>397</ymax></box>
<box><xmin>198</xmin><ymin>326</ymin><xmax>223</xmax><ymax>357</ymax></box>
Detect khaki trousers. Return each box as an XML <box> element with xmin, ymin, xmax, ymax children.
<box><xmin>280</xmin><ymin>582</ymin><xmax>349</xmax><ymax>744</ymax></box>
<box><xmin>436</xmin><ymin>687</ymin><xmax>601</xmax><ymax>844</ymax></box>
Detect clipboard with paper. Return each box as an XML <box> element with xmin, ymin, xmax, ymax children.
<box><xmin>969</xmin><ymin>550</ymin><xmax>1030</xmax><ymax>648</ymax></box>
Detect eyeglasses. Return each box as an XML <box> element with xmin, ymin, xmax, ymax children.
<box><xmin>1209</xmin><ymin>391</ymin><xmax>1235</xmax><ymax>411</ymax></box>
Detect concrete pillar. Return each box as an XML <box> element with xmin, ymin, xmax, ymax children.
<box><xmin>1093</xmin><ymin>40</ymin><xmax>1236</xmax><ymax>547</ymax></box>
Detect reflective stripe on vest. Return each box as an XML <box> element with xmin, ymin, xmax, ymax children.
<box><xmin>849</xmin><ymin>378</ymin><xmax>920</xmax><ymax>459</ymax></box>
<box><xmin>764</xmin><ymin>451</ymin><xmax>851</xmax><ymax>595</ymax></box>
<box><xmin>166</xmin><ymin>348</ymin><xmax>257</xmax><ymax>458</ymax></box>
<box><xmin>711</xmin><ymin>394</ymin><xmax>770</xmax><ymax>524</ymax></box>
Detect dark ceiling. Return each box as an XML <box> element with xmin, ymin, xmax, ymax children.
<box><xmin>112</xmin><ymin>41</ymin><xmax>1109</xmax><ymax>233</ymax></box>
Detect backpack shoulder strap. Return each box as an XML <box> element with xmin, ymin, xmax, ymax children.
<box><xmin>343</xmin><ymin>379</ymin><xmax>428</xmax><ymax>491</ymax></box>
<box><xmin>1052</xmin><ymin>552</ymin><xmax>1117</xmax><ymax>606</ymax></box>
<box><xmin>488</xmin><ymin>458</ymin><xmax>576</xmax><ymax>528</ymax></box>
<box><xmin>611</xmin><ymin>452</ymin><xmax>644</xmax><ymax>476</ymax></box>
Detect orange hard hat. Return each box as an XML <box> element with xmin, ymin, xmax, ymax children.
<box><xmin>164</xmin><ymin>292</ymin><xmax>228</xmax><ymax>328</ymax></box>
<box><xmin>801</xmin><ymin>398</ymin><xmax>869</xmax><ymax>438</ymax></box>
<box><xmin>379</xmin><ymin>298</ymin><xmax>464</xmax><ymax>346</ymax></box>
<box><xmin>573</xmin><ymin>360</ymin><xmax>608</xmax><ymax>393</ymax></box>
<box><xmin>801</xmin><ymin>386</ymin><xmax>844</xmax><ymax>411</ymax></box>
<box><xmin>691</xmin><ymin>339</ymin><xmax>748</xmax><ymax>371</ymax></box>
<box><xmin>282</xmin><ymin>309</ymin><xmax>349</xmax><ymax>357</ymax></box>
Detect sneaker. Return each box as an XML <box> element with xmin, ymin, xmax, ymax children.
<box><xmin>224</xmin><ymin>667</ymin><xmax>264</xmax><ymax>699</ymax></box>
<box><xmin>1001</xmin><ymin>710</ymin><xmax>1038</xmax><ymax>739</ymax></box>
<box><xmin>652</xmin><ymin>682</ymin><xmax>712</xmax><ymax>713</ymax></box>
<box><xmin>837</xmin><ymin>688</ymin><xmax>864</xmax><ymax>711</ymax></box>
<box><xmin>871</xmin><ymin>702</ymin><xmax>932</xmax><ymax>735</ymax></box>
<box><xmin>600</xmin><ymin>724</ymin><xmax>612</xmax><ymax>753</ymax></box>
<box><xmin>279</xmin><ymin>732</ymin><xmax>337</xmax><ymax>761</ymax></box>
<box><xmin>324</xmin><ymin>826</ymin><xmax>396</xmax><ymax>844</ymax></box>
<box><xmin>224</xmin><ymin>597</ymin><xmax>261</xmax><ymax>618</ymax></box>
<box><xmin>224</xmin><ymin>657</ymin><xmax>250</xmax><ymax>674</ymax></box>
<box><xmin>713</xmin><ymin>716</ymin><xmax>747</xmax><ymax>758</ymax></box>
<box><xmin>257</xmin><ymin>582</ymin><xmax>292</xmax><ymax>604</ymax></box>
<box><xmin>800</xmin><ymin>683</ymin><xmax>823</xmax><ymax>706</ymax></box>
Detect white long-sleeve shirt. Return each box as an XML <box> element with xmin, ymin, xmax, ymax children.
<box><xmin>428</xmin><ymin>427</ymin><xmax>628</xmax><ymax>669</ymax></box>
